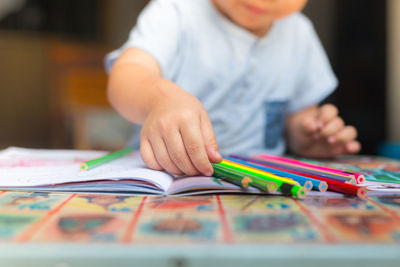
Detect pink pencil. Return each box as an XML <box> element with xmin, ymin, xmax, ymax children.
<box><xmin>257</xmin><ymin>154</ymin><xmax>365</xmax><ymax>184</ymax></box>
<box><xmin>255</xmin><ymin>155</ymin><xmax>356</xmax><ymax>184</ymax></box>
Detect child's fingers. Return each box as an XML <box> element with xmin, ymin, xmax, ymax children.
<box><xmin>320</xmin><ymin>117</ymin><xmax>345</xmax><ymax>139</ymax></box>
<box><xmin>335</xmin><ymin>125</ymin><xmax>358</xmax><ymax>143</ymax></box>
<box><xmin>345</xmin><ymin>140</ymin><xmax>361</xmax><ymax>154</ymax></box>
<box><xmin>149</xmin><ymin>136</ymin><xmax>184</xmax><ymax>175</ymax></box>
<box><xmin>200</xmin><ymin>113</ymin><xmax>222</xmax><ymax>163</ymax></box>
<box><xmin>162</xmin><ymin>129</ymin><xmax>200</xmax><ymax>176</ymax></box>
<box><xmin>301</xmin><ymin>115</ymin><xmax>319</xmax><ymax>133</ymax></box>
<box><xmin>180</xmin><ymin>120</ymin><xmax>214</xmax><ymax>176</ymax></box>
<box><xmin>140</xmin><ymin>138</ymin><xmax>163</xmax><ymax>171</ymax></box>
<box><xmin>317</xmin><ymin>104</ymin><xmax>339</xmax><ymax>126</ymax></box>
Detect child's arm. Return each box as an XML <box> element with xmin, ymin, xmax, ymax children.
<box><xmin>107</xmin><ymin>48</ymin><xmax>222</xmax><ymax>176</ymax></box>
<box><xmin>285</xmin><ymin>104</ymin><xmax>361</xmax><ymax>158</ymax></box>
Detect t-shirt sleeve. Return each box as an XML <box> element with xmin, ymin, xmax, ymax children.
<box><xmin>104</xmin><ymin>0</ymin><xmax>182</xmax><ymax>75</ymax></box>
<box><xmin>287</xmin><ymin>16</ymin><xmax>338</xmax><ymax>113</ymax></box>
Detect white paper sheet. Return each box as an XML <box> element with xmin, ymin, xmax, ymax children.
<box><xmin>0</xmin><ymin>147</ymin><xmax>173</xmax><ymax>192</ymax></box>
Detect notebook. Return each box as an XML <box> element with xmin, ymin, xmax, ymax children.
<box><xmin>0</xmin><ymin>147</ymin><xmax>264</xmax><ymax>196</ymax></box>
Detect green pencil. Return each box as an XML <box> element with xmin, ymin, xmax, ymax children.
<box><xmin>217</xmin><ymin>161</ymin><xmax>306</xmax><ymax>198</ymax></box>
<box><xmin>80</xmin><ymin>147</ymin><xmax>133</xmax><ymax>171</ymax></box>
<box><xmin>212</xmin><ymin>163</ymin><xmax>278</xmax><ymax>193</ymax></box>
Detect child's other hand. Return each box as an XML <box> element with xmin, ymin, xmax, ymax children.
<box><xmin>289</xmin><ymin>104</ymin><xmax>361</xmax><ymax>158</ymax></box>
<box><xmin>140</xmin><ymin>80</ymin><xmax>222</xmax><ymax>176</ymax></box>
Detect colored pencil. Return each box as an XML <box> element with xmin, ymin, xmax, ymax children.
<box><xmin>217</xmin><ymin>160</ymin><xmax>307</xmax><ymax>198</ymax></box>
<box><xmin>249</xmin><ymin>155</ymin><xmax>357</xmax><ymax>184</ymax></box>
<box><xmin>258</xmin><ymin>154</ymin><xmax>365</xmax><ymax>184</ymax></box>
<box><xmin>229</xmin><ymin>155</ymin><xmax>366</xmax><ymax>198</ymax></box>
<box><xmin>225</xmin><ymin>156</ymin><xmax>327</xmax><ymax>192</ymax></box>
<box><xmin>317</xmin><ymin>176</ymin><xmax>367</xmax><ymax>198</ymax></box>
<box><xmin>212</xmin><ymin>163</ymin><xmax>277</xmax><ymax>193</ymax></box>
<box><xmin>80</xmin><ymin>148</ymin><xmax>133</xmax><ymax>171</ymax></box>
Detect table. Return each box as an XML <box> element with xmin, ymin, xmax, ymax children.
<box><xmin>0</xmin><ymin>192</ymin><xmax>400</xmax><ymax>267</ymax></box>
<box><xmin>1</xmin><ymin>155</ymin><xmax>400</xmax><ymax>266</ymax></box>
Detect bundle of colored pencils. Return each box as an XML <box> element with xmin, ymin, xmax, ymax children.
<box><xmin>212</xmin><ymin>154</ymin><xmax>367</xmax><ymax>199</ymax></box>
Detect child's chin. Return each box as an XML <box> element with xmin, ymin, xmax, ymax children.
<box><xmin>235</xmin><ymin>17</ymin><xmax>272</xmax><ymax>33</ymax></box>
<box><xmin>243</xmin><ymin>23</ymin><xmax>271</xmax><ymax>35</ymax></box>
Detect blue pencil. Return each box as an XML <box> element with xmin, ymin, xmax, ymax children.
<box><xmin>226</xmin><ymin>156</ymin><xmax>328</xmax><ymax>192</ymax></box>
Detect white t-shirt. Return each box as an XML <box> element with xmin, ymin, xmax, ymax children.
<box><xmin>105</xmin><ymin>0</ymin><xmax>338</xmax><ymax>156</ymax></box>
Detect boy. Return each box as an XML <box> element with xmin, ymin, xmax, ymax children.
<box><xmin>105</xmin><ymin>0</ymin><xmax>360</xmax><ymax>177</ymax></box>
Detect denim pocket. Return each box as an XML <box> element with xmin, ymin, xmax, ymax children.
<box><xmin>265</xmin><ymin>101</ymin><xmax>288</xmax><ymax>149</ymax></box>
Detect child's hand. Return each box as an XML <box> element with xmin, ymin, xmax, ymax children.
<box><xmin>287</xmin><ymin>104</ymin><xmax>361</xmax><ymax>158</ymax></box>
<box><xmin>139</xmin><ymin>80</ymin><xmax>222</xmax><ymax>176</ymax></box>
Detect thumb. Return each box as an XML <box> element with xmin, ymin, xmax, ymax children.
<box><xmin>200</xmin><ymin>113</ymin><xmax>222</xmax><ymax>163</ymax></box>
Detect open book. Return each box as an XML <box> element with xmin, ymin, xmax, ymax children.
<box><xmin>0</xmin><ymin>147</ymin><xmax>264</xmax><ymax>196</ymax></box>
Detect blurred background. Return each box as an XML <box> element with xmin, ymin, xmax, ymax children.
<box><xmin>0</xmin><ymin>0</ymin><xmax>398</xmax><ymax>157</ymax></box>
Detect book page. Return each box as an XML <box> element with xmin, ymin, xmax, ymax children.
<box><xmin>0</xmin><ymin>147</ymin><xmax>173</xmax><ymax>192</ymax></box>
<box><xmin>167</xmin><ymin>175</ymin><xmax>263</xmax><ymax>195</ymax></box>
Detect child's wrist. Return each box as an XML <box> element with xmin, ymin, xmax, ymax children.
<box><xmin>149</xmin><ymin>79</ymin><xmax>188</xmax><ymax>108</ymax></box>
<box><xmin>145</xmin><ymin>78</ymin><xmax>170</xmax><ymax>114</ymax></box>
